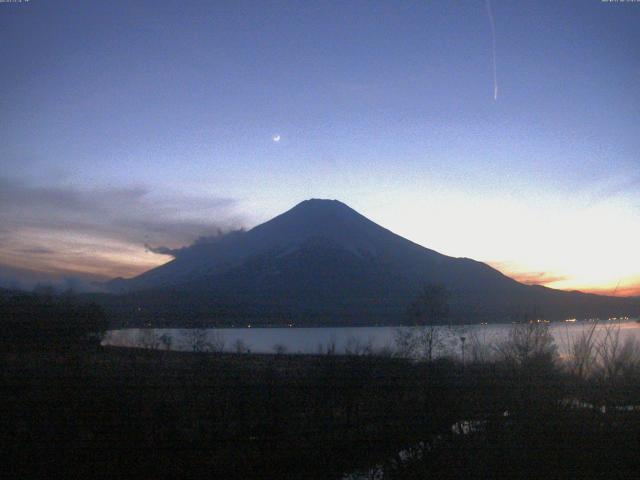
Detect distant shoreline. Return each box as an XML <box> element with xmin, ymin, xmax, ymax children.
<box><xmin>109</xmin><ymin>317</ymin><xmax>639</xmax><ymax>330</ymax></box>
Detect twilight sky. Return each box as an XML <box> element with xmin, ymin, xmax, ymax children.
<box><xmin>1</xmin><ymin>0</ymin><xmax>639</xmax><ymax>295</ymax></box>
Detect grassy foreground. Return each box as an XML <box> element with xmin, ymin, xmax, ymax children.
<box><xmin>2</xmin><ymin>339</ymin><xmax>639</xmax><ymax>479</ymax></box>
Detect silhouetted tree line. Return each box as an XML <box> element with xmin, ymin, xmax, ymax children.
<box><xmin>0</xmin><ymin>287</ymin><xmax>108</xmax><ymax>347</ymax></box>
<box><xmin>3</xmin><ymin>333</ymin><xmax>639</xmax><ymax>479</ymax></box>
<box><xmin>2</xmin><ymin>283</ymin><xmax>639</xmax><ymax>478</ymax></box>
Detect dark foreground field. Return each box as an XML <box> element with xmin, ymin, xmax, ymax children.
<box><xmin>2</xmin><ymin>342</ymin><xmax>639</xmax><ymax>479</ymax></box>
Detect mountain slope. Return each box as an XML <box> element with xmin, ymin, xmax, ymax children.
<box><xmin>105</xmin><ymin>199</ymin><xmax>639</xmax><ymax>325</ymax></box>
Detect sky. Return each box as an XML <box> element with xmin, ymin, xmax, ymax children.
<box><xmin>1</xmin><ymin>0</ymin><xmax>639</xmax><ymax>295</ymax></box>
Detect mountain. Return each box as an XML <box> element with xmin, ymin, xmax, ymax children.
<box><xmin>103</xmin><ymin>199</ymin><xmax>639</xmax><ymax>326</ymax></box>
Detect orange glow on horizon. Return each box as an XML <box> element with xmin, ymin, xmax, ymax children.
<box><xmin>506</xmin><ymin>269</ymin><xmax>640</xmax><ymax>297</ymax></box>
<box><xmin>5</xmin><ymin>241</ymin><xmax>638</xmax><ymax>298</ymax></box>
<box><xmin>577</xmin><ymin>285</ymin><xmax>640</xmax><ymax>298</ymax></box>
<box><xmin>3</xmin><ymin>201</ymin><xmax>639</xmax><ymax>297</ymax></box>
<box><xmin>0</xmin><ymin>227</ymin><xmax>174</xmax><ymax>281</ymax></box>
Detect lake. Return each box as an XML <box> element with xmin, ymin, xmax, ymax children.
<box><xmin>103</xmin><ymin>320</ymin><xmax>640</xmax><ymax>358</ymax></box>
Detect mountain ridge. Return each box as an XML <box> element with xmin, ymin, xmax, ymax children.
<box><xmin>103</xmin><ymin>199</ymin><xmax>639</xmax><ymax>326</ymax></box>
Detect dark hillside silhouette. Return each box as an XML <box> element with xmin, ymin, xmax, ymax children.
<box><xmin>0</xmin><ymin>289</ymin><xmax>108</xmax><ymax>347</ymax></box>
<box><xmin>103</xmin><ymin>199</ymin><xmax>639</xmax><ymax>326</ymax></box>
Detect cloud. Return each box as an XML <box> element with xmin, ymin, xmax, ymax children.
<box><xmin>144</xmin><ymin>244</ymin><xmax>179</xmax><ymax>256</ymax></box>
<box><xmin>0</xmin><ymin>177</ymin><xmax>240</xmax><ymax>245</ymax></box>
<box><xmin>17</xmin><ymin>247</ymin><xmax>56</xmax><ymax>255</ymax></box>
<box><xmin>0</xmin><ymin>177</ymin><xmax>243</xmax><ymax>284</ymax></box>
<box><xmin>502</xmin><ymin>269</ymin><xmax>569</xmax><ymax>286</ymax></box>
<box><xmin>0</xmin><ymin>264</ymin><xmax>103</xmax><ymax>293</ymax></box>
<box><xmin>144</xmin><ymin>228</ymin><xmax>246</xmax><ymax>258</ymax></box>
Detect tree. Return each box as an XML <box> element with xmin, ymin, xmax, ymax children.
<box><xmin>181</xmin><ymin>328</ymin><xmax>209</xmax><ymax>353</ymax></box>
<box><xmin>393</xmin><ymin>327</ymin><xmax>419</xmax><ymax>358</ymax></box>
<box><xmin>406</xmin><ymin>284</ymin><xmax>451</xmax><ymax>361</ymax></box>
<box><xmin>495</xmin><ymin>322</ymin><xmax>557</xmax><ymax>369</ymax></box>
<box><xmin>159</xmin><ymin>333</ymin><xmax>173</xmax><ymax>350</ymax></box>
<box><xmin>0</xmin><ymin>291</ymin><xmax>108</xmax><ymax>348</ymax></box>
<box><xmin>209</xmin><ymin>331</ymin><xmax>226</xmax><ymax>353</ymax></box>
<box><xmin>138</xmin><ymin>329</ymin><xmax>161</xmax><ymax>350</ymax></box>
<box><xmin>594</xmin><ymin>322</ymin><xmax>640</xmax><ymax>383</ymax></box>
<box><xmin>180</xmin><ymin>328</ymin><xmax>225</xmax><ymax>353</ymax></box>
<box><xmin>272</xmin><ymin>343</ymin><xmax>287</xmax><ymax>355</ymax></box>
<box><xmin>233</xmin><ymin>338</ymin><xmax>250</xmax><ymax>354</ymax></box>
<box><xmin>415</xmin><ymin>325</ymin><xmax>445</xmax><ymax>362</ymax></box>
<box><xmin>409</xmin><ymin>284</ymin><xmax>450</xmax><ymax>326</ymax></box>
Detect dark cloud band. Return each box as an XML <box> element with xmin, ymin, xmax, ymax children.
<box><xmin>0</xmin><ymin>176</ymin><xmax>243</xmax><ymax>287</ymax></box>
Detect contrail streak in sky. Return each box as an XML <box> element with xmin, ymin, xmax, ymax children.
<box><xmin>485</xmin><ymin>0</ymin><xmax>498</xmax><ymax>100</ymax></box>
<box><xmin>612</xmin><ymin>279</ymin><xmax>622</xmax><ymax>297</ymax></box>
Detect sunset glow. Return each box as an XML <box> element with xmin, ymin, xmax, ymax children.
<box><xmin>0</xmin><ymin>227</ymin><xmax>173</xmax><ymax>280</ymax></box>
<box><xmin>1</xmin><ymin>1</ymin><xmax>638</xmax><ymax>296</ymax></box>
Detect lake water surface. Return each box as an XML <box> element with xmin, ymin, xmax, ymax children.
<box><xmin>103</xmin><ymin>320</ymin><xmax>640</xmax><ymax>358</ymax></box>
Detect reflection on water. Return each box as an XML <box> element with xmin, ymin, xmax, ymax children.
<box><xmin>103</xmin><ymin>321</ymin><xmax>640</xmax><ymax>358</ymax></box>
